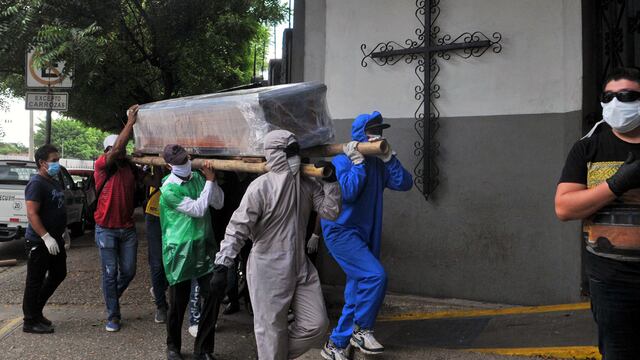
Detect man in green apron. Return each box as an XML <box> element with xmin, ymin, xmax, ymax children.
<box><xmin>159</xmin><ymin>144</ymin><xmax>224</xmax><ymax>360</ymax></box>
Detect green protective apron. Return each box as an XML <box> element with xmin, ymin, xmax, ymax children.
<box><xmin>159</xmin><ymin>172</ymin><xmax>216</xmax><ymax>286</ymax></box>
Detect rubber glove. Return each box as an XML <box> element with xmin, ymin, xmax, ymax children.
<box><xmin>63</xmin><ymin>228</ymin><xmax>71</xmax><ymax>250</ymax></box>
<box><xmin>607</xmin><ymin>152</ymin><xmax>640</xmax><ymax>196</ymax></box>
<box><xmin>210</xmin><ymin>264</ymin><xmax>228</xmax><ymax>299</ymax></box>
<box><xmin>343</xmin><ymin>141</ymin><xmax>364</xmax><ymax>165</ymax></box>
<box><xmin>314</xmin><ymin>161</ymin><xmax>337</xmax><ymax>183</ymax></box>
<box><xmin>42</xmin><ymin>233</ymin><xmax>60</xmax><ymax>255</ymax></box>
<box><xmin>307</xmin><ymin>233</ymin><xmax>320</xmax><ymax>254</ymax></box>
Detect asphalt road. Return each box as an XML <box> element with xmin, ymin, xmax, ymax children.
<box><xmin>0</xmin><ymin>215</ymin><xmax>537</xmax><ymax>360</ymax></box>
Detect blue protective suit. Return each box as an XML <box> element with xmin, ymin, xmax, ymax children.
<box><xmin>321</xmin><ymin>111</ymin><xmax>413</xmax><ymax>348</ymax></box>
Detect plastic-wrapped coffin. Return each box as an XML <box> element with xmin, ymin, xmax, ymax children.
<box><xmin>133</xmin><ymin>82</ymin><xmax>334</xmax><ymax>157</ymax></box>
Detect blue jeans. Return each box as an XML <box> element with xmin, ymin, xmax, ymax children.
<box><xmin>189</xmin><ymin>279</ymin><xmax>201</xmax><ymax>326</ymax></box>
<box><xmin>146</xmin><ymin>215</ymin><xmax>168</xmax><ymax>310</ymax></box>
<box><xmin>95</xmin><ymin>225</ymin><xmax>138</xmax><ymax>321</ymax></box>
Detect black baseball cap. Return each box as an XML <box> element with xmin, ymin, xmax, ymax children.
<box><xmin>364</xmin><ymin>113</ymin><xmax>390</xmax><ymax>133</ymax></box>
<box><xmin>163</xmin><ymin>144</ymin><xmax>189</xmax><ymax>165</ymax></box>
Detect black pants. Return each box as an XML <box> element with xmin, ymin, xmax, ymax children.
<box><xmin>22</xmin><ymin>241</ymin><xmax>67</xmax><ymax>325</ymax></box>
<box><xmin>590</xmin><ymin>275</ymin><xmax>640</xmax><ymax>360</ymax></box>
<box><xmin>167</xmin><ymin>273</ymin><xmax>220</xmax><ymax>355</ymax></box>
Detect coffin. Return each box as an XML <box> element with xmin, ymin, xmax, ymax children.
<box><xmin>133</xmin><ymin>82</ymin><xmax>334</xmax><ymax>157</ymax></box>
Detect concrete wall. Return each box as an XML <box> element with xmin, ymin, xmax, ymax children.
<box><xmin>322</xmin><ymin>0</ymin><xmax>582</xmax><ymax>118</ymax></box>
<box><xmin>304</xmin><ymin>0</ymin><xmax>585</xmax><ymax>304</ymax></box>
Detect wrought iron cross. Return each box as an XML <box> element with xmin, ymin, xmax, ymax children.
<box><xmin>361</xmin><ymin>0</ymin><xmax>502</xmax><ymax>200</ymax></box>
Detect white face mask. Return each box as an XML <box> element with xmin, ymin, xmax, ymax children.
<box><xmin>601</xmin><ymin>98</ymin><xmax>640</xmax><ymax>133</ymax></box>
<box><xmin>287</xmin><ymin>156</ymin><xmax>301</xmax><ymax>175</ymax></box>
<box><xmin>171</xmin><ymin>160</ymin><xmax>192</xmax><ymax>178</ymax></box>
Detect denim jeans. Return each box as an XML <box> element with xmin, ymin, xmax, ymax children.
<box><xmin>95</xmin><ymin>225</ymin><xmax>138</xmax><ymax>321</ymax></box>
<box><xmin>589</xmin><ymin>275</ymin><xmax>640</xmax><ymax>359</ymax></box>
<box><xmin>189</xmin><ymin>279</ymin><xmax>201</xmax><ymax>326</ymax></box>
<box><xmin>146</xmin><ymin>215</ymin><xmax>168</xmax><ymax>310</ymax></box>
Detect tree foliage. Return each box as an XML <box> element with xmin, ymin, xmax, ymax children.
<box><xmin>0</xmin><ymin>142</ymin><xmax>27</xmax><ymax>155</ymax></box>
<box><xmin>34</xmin><ymin>117</ymin><xmax>109</xmax><ymax>160</ymax></box>
<box><xmin>0</xmin><ymin>0</ymin><xmax>285</xmax><ymax>131</ymax></box>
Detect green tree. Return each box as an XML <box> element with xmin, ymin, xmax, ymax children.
<box><xmin>0</xmin><ymin>142</ymin><xmax>27</xmax><ymax>155</ymax></box>
<box><xmin>34</xmin><ymin>117</ymin><xmax>109</xmax><ymax>160</ymax></box>
<box><xmin>0</xmin><ymin>0</ymin><xmax>285</xmax><ymax>131</ymax></box>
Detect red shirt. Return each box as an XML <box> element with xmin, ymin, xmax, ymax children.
<box><xmin>93</xmin><ymin>155</ymin><xmax>136</xmax><ymax>228</ymax></box>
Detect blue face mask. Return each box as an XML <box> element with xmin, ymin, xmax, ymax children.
<box><xmin>47</xmin><ymin>162</ymin><xmax>60</xmax><ymax>177</ymax></box>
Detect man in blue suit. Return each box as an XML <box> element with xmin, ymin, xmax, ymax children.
<box><xmin>321</xmin><ymin>111</ymin><xmax>413</xmax><ymax>359</ymax></box>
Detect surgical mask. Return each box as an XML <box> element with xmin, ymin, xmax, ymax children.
<box><xmin>46</xmin><ymin>162</ymin><xmax>60</xmax><ymax>177</ymax></box>
<box><xmin>287</xmin><ymin>156</ymin><xmax>301</xmax><ymax>175</ymax></box>
<box><xmin>601</xmin><ymin>98</ymin><xmax>640</xmax><ymax>133</ymax></box>
<box><xmin>171</xmin><ymin>160</ymin><xmax>192</xmax><ymax>178</ymax></box>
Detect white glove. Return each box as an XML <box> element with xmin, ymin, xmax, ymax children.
<box><xmin>343</xmin><ymin>141</ymin><xmax>364</xmax><ymax>165</ymax></box>
<box><xmin>63</xmin><ymin>229</ymin><xmax>71</xmax><ymax>250</ymax></box>
<box><xmin>307</xmin><ymin>233</ymin><xmax>320</xmax><ymax>254</ymax></box>
<box><xmin>42</xmin><ymin>233</ymin><xmax>60</xmax><ymax>255</ymax></box>
<box><xmin>377</xmin><ymin>142</ymin><xmax>395</xmax><ymax>163</ymax></box>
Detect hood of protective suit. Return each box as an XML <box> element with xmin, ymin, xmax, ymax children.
<box><xmin>351</xmin><ymin>111</ymin><xmax>384</xmax><ymax>142</ymax></box>
<box><xmin>264</xmin><ymin>130</ymin><xmax>298</xmax><ymax>173</ymax></box>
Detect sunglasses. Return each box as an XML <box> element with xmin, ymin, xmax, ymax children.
<box><xmin>601</xmin><ymin>90</ymin><xmax>640</xmax><ymax>103</ymax></box>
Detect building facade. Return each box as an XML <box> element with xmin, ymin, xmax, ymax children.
<box><xmin>289</xmin><ymin>0</ymin><xmax>638</xmax><ymax>305</ymax></box>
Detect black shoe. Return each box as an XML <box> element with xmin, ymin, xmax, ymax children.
<box><xmin>155</xmin><ymin>307</ymin><xmax>167</xmax><ymax>323</ymax></box>
<box><xmin>166</xmin><ymin>349</ymin><xmax>183</xmax><ymax>360</ymax></box>
<box><xmin>23</xmin><ymin>322</ymin><xmax>54</xmax><ymax>334</ymax></box>
<box><xmin>194</xmin><ymin>353</ymin><xmax>215</xmax><ymax>360</ymax></box>
<box><xmin>222</xmin><ymin>302</ymin><xmax>239</xmax><ymax>315</ymax></box>
<box><xmin>37</xmin><ymin>315</ymin><xmax>52</xmax><ymax>327</ymax></box>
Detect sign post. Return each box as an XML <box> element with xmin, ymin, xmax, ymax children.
<box><xmin>25</xmin><ymin>49</ymin><xmax>72</xmax><ymax>145</ymax></box>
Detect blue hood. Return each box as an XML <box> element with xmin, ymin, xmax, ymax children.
<box><xmin>351</xmin><ymin>111</ymin><xmax>383</xmax><ymax>142</ymax></box>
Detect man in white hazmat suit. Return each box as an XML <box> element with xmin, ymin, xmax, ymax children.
<box><xmin>211</xmin><ymin>130</ymin><xmax>341</xmax><ymax>359</ymax></box>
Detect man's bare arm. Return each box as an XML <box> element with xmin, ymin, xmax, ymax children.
<box><xmin>555</xmin><ymin>182</ymin><xmax>616</xmax><ymax>221</ymax></box>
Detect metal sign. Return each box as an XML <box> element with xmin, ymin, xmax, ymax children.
<box><xmin>25</xmin><ymin>92</ymin><xmax>68</xmax><ymax>111</ymax></box>
<box><xmin>25</xmin><ymin>49</ymin><xmax>72</xmax><ymax>88</ymax></box>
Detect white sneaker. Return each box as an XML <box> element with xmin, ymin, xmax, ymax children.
<box><xmin>149</xmin><ymin>287</ymin><xmax>155</xmax><ymax>302</ymax></box>
<box><xmin>188</xmin><ymin>324</ymin><xmax>198</xmax><ymax>338</ymax></box>
<box><xmin>350</xmin><ymin>327</ymin><xmax>384</xmax><ymax>354</ymax></box>
<box><xmin>321</xmin><ymin>341</ymin><xmax>349</xmax><ymax>360</ymax></box>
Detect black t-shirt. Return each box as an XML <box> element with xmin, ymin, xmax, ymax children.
<box><xmin>560</xmin><ymin>124</ymin><xmax>640</xmax><ymax>185</ymax></box>
<box><xmin>560</xmin><ymin>123</ymin><xmax>640</xmax><ymax>282</ymax></box>
<box><xmin>24</xmin><ymin>174</ymin><xmax>67</xmax><ymax>245</ymax></box>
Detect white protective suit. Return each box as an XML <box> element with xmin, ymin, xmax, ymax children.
<box><xmin>214</xmin><ymin>130</ymin><xmax>341</xmax><ymax>359</ymax></box>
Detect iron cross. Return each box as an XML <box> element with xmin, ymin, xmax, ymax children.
<box><xmin>361</xmin><ymin>0</ymin><xmax>502</xmax><ymax>201</ymax></box>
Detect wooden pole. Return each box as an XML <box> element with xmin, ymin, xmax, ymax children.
<box><xmin>131</xmin><ymin>156</ymin><xmax>329</xmax><ymax>178</ymax></box>
<box><xmin>300</xmin><ymin>140</ymin><xmax>388</xmax><ymax>158</ymax></box>
<box><xmin>0</xmin><ymin>259</ymin><xmax>17</xmax><ymax>266</ymax></box>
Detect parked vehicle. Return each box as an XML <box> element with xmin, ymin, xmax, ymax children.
<box><xmin>0</xmin><ymin>160</ymin><xmax>87</xmax><ymax>242</ymax></box>
<box><xmin>67</xmin><ymin>169</ymin><xmax>95</xmax><ymax>228</ymax></box>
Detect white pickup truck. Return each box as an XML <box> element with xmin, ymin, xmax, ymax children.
<box><xmin>0</xmin><ymin>160</ymin><xmax>87</xmax><ymax>242</ymax></box>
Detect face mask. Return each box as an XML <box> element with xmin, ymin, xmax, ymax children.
<box><xmin>601</xmin><ymin>98</ymin><xmax>640</xmax><ymax>133</ymax></box>
<box><xmin>171</xmin><ymin>160</ymin><xmax>192</xmax><ymax>178</ymax></box>
<box><xmin>46</xmin><ymin>161</ymin><xmax>60</xmax><ymax>177</ymax></box>
<box><xmin>367</xmin><ymin>135</ymin><xmax>383</xmax><ymax>142</ymax></box>
<box><xmin>287</xmin><ymin>156</ymin><xmax>301</xmax><ymax>175</ymax></box>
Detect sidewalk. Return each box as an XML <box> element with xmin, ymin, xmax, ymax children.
<box><xmin>0</xmin><ymin>214</ymin><xmax>599</xmax><ymax>359</ymax></box>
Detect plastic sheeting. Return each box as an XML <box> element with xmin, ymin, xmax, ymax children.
<box><xmin>134</xmin><ymin>82</ymin><xmax>334</xmax><ymax>157</ymax></box>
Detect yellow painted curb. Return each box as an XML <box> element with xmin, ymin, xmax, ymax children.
<box><xmin>378</xmin><ymin>302</ymin><xmax>591</xmax><ymax>322</ymax></box>
<box><xmin>468</xmin><ymin>346</ymin><xmax>601</xmax><ymax>359</ymax></box>
<box><xmin>0</xmin><ymin>317</ymin><xmax>22</xmax><ymax>340</ymax></box>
